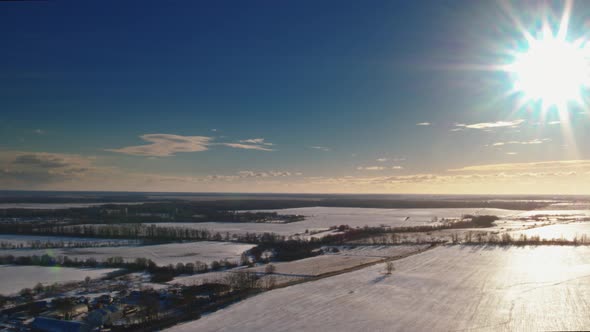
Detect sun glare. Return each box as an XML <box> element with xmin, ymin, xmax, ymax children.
<box><xmin>502</xmin><ymin>1</ymin><xmax>590</xmax><ymax>113</ymax></box>
<box><xmin>509</xmin><ymin>35</ymin><xmax>590</xmax><ymax>108</ymax></box>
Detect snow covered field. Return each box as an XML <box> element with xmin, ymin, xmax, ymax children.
<box><xmin>150</xmin><ymin>207</ymin><xmax>519</xmax><ymax>237</ymax></box>
<box><xmin>0</xmin><ymin>241</ymin><xmax>254</xmax><ymax>266</ymax></box>
<box><xmin>510</xmin><ymin>222</ymin><xmax>590</xmax><ymax>241</ymax></box>
<box><xmin>166</xmin><ymin>245</ymin><xmax>590</xmax><ymax>331</ymax></box>
<box><xmin>171</xmin><ymin>245</ymin><xmax>427</xmax><ymax>287</ymax></box>
<box><xmin>514</xmin><ymin>209</ymin><xmax>590</xmax><ymax>218</ymax></box>
<box><xmin>0</xmin><ymin>265</ymin><xmax>118</xmax><ymax>295</ymax></box>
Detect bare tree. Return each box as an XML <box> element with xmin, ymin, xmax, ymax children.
<box><xmin>385</xmin><ymin>262</ymin><xmax>395</xmax><ymax>275</ymax></box>
<box><xmin>225</xmin><ymin>271</ymin><xmax>259</xmax><ymax>290</ymax></box>
<box><xmin>264</xmin><ymin>264</ymin><xmax>276</xmax><ymax>275</ymax></box>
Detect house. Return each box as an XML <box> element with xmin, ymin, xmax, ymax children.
<box><xmin>69</xmin><ymin>304</ymin><xmax>88</xmax><ymax>318</ymax></box>
<box><xmin>86</xmin><ymin>305</ymin><xmax>123</xmax><ymax>327</ymax></box>
<box><xmin>30</xmin><ymin>317</ymin><xmax>91</xmax><ymax>332</ymax></box>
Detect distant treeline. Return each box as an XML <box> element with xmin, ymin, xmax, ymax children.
<box><xmin>0</xmin><ymin>199</ymin><xmax>550</xmax><ymax>221</ymax></box>
<box><xmin>0</xmin><ymin>202</ymin><xmax>304</xmax><ymax>224</ymax></box>
<box><xmin>319</xmin><ymin>215</ymin><xmax>500</xmax><ymax>244</ymax></box>
<box><xmin>0</xmin><ymin>223</ymin><xmax>287</xmax><ymax>244</ymax></box>
<box><xmin>0</xmin><ymin>239</ymin><xmax>142</xmax><ymax>249</ymax></box>
<box><xmin>0</xmin><ymin>254</ymin><xmax>238</xmax><ymax>283</ymax></box>
<box><xmin>0</xmin><ymin>215</ymin><xmax>499</xmax><ymax>245</ymax></box>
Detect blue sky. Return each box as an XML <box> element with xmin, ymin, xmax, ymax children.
<box><xmin>2</xmin><ymin>1</ymin><xmax>590</xmax><ymax>193</ymax></box>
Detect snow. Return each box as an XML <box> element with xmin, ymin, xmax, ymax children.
<box><xmin>170</xmin><ymin>245</ymin><xmax>427</xmax><ymax>288</ymax></box>
<box><xmin>149</xmin><ymin>207</ymin><xmax>519</xmax><ymax>237</ymax></box>
<box><xmin>0</xmin><ymin>265</ymin><xmax>118</xmax><ymax>295</ymax></box>
<box><xmin>0</xmin><ymin>241</ymin><xmax>255</xmax><ymax>266</ymax></box>
<box><xmin>166</xmin><ymin>245</ymin><xmax>590</xmax><ymax>331</ymax></box>
<box><xmin>324</xmin><ymin>245</ymin><xmax>429</xmax><ymax>258</ymax></box>
<box><xmin>510</xmin><ymin>222</ymin><xmax>590</xmax><ymax>241</ymax></box>
<box><xmin>514</xmin><ymin>209</ymin><xmax>590</xmax><ymax>218</ymax></box>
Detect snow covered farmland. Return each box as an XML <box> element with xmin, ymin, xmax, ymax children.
<box><xmin>170</xmin><ymin>245</ymin><xmax>428</xmax><ymax>287</ymax></box>
<box><xmin>149</xmin><ymin>207</ymin><xmax>519</xmax><ymax>237</ymax></box>
<box><xmin>0</xmin><ymin>241</ymin><xmax>255</xmax><ymax>266</ymax></box>
<box><xmin>166</xmin><ymin>245</ymin><xmax>590</xmax><ymax>331</ymax></box>
<box><xmin>510</xmin><ymin>222</ymin><xmax>590</xmax><ymax>241</ymax></box>
<box><xmin>0</xmin><ymin>265</ymin><xmax>117</xmax><ymax>295</ymax></box>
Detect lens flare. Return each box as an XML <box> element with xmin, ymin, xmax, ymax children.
<box><xmin>508</xmin><ymin>35</ymin><xmax>590</xmax><ymax>109</ymax></box>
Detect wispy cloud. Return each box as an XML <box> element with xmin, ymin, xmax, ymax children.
<box><xmin>106</xmin><ymin>134</ymin><xmax>212</xmax><ymax>157</ymax></box>
<box><xmin>310</xmin><ymin>146</ymin><xmax>330</xmax><ymax>151</ymax></box>
<box><xmin>238</xmin><ymin>138</ymin><xmax>273</xmax><ymax>146</ymax></box>
<box><xmin>106</xmin><ymin>134</ymin><xmax>276</xmax><ymax>156</ymax></box>
<box><xmin>376</xmin><ymin>158</ymin><xmax>388</xmax><ymax>162</ymax></box>
<box><xmin>220</xmin><ymin>143</ymin><xmax>274</xmax><ymax>151</ymax></box>
<box><xmin>33</xmin><ymin>129</ymin><xmax>45</xmax><ymax>135</ymax></box>
<box><xmin>0</xmin><ymin>151</ymin><xmax>112</xmax><ymax>188</ymax></box>
<box><xmin>455</xmin><ymin>119</ymin><xmax>525</xmax><ymax>130</ymax></box>
<box><xmin>356</xmin><ymin>166</ymin><xmax>387</xmax><ymax>171</ymax></box>
<box><xmin>448</xmin><ymin>160</ymin><xmax>590</xmax><ymax>172</ymax></box>
<box><xmin>220</xmin><ymin>138</ymin><xmax>275</xmax><ymax>151</ymax></box>
<box><xmin>489</xmin><ymin>138</ymin><xmax>550</xmax><ymax>147</ymax></box>
<box><xmin>237</xmin><ymin>170</ymin><xmax>301</xmax><ymax>178</ymax></box>
<box><xmin>416</xmin><ymin>122</ymin><xmax>431</xmax><ymax>126</ymax></box>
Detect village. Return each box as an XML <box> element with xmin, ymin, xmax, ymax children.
<box><xmin>0</xmin><ymin>269</ymin><xmax>252</xmax><ymax>332</ymax></box>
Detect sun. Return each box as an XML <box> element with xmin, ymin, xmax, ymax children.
<box><xmin>508</xmin><ymin>33</ymin><xmax>590</xmax><ymax>109</ymax></box>
<box><xmin>502</xmin><ymin>0</ymin><xmax>590</xmax><ymax>112</ymax></box>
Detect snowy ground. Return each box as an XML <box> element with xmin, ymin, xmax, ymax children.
<box><xmin>149</xmin><ymin>207</ymin><xmax>519</xmax><ymax>237</ymax></box>
<box><xmin>509</xmin><ymin>222</ymin><xmax>590</xmax><ymax>241</ymax></box>
<box><xmin>166</xmin><ymin>245</ymin><xmax>590</xmax><ymax>332</ymax></box>
<box><xmin>170</xmin><ymin>245</ymin><xmax>427</xmax><ymax>287</ymax></box>
<box><xmin>0</xmin><ymin>265</ymin><xmax>118</xmax><ymax>295</ymax></box>
<box><xmin>513</xmin><ymin>209</ymin><xmax>590</xmax><ymax>219</ymax></box>
<box><xmin>0</xmin><ymin>241</ymin><xmax>254</xmax><ymax>266</ymax></box>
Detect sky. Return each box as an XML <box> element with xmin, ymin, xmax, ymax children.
<box><xmin>2</xmin><ymin>0</ymin><xmax>590</xmax><ymax>194</ymax></box>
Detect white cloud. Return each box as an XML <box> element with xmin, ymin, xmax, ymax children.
<box><xmin>0</xmin><ymin>151</ymin><xmax>113</xmax><ymax>188</ymax></box>
<box><xmin>376</xmin><ymin>158</ymin><xmax>388</xmax><ymax>162</ymax></box>
<box><xmin>310</xmin><ymin>146</ymin><xmax>330</xmax><ymax>151</ymax></box>
<box><xmin>506</xmin><ymin>152</ymin><xmax>518</xmax><ymax>155</ymax></box>
<box><xmin>455</xmin><ymin>119</ymin><xmax>525</xmax><ymax>130</ymax></box>
<box><xmin>490</xmin><ymin>139</ymin><xmax>550</xmax><ymax>147</ymax></box>
<box><xmin>33</xmin><ymin>129</ymin><xmax>45</xmax><ymax>135</ymax></box>
<box><xmin>237</xmin><ymin>170</ymin><xmax>300</xmax><ymax>178</ymax></box>
<box><xmin>357</xmin><ymin>166</ymin><xmax>386</xmax><ymax>171</ymax></box>
<box><xmin>106</xmin><ymin>134</ymin><xmax>211</xmax><ymax>157</ymax></box>
<box><xmin>448</xmin><ymin>160</ymin><xmax>590</xmax><ymax>172</ymax></box>
<box><xmin>238</xmin><ymin>138</ymin><xmax>273</xmax><ymax>146</ymax></box>
<box><xmin>416</xmin><ymin>122</ymin><xmax>431</xmax><ymax>126</ymax></box>
<box><xmin>392</xmin><ymin>166</ymin><xmax>403</xmax><ymax>169</ymax></box>
<box><xmin>106</xmin><ymin>134</ymin><xmax>276</xmax><ymax>155</ymax></box>
<box><xmin>220</xmin><ymin>138</ymin><xmax>275</xmax><ymax>151</ymax></box>
<box><xmin>221</xmin><ymin>143</ymin><xmax>274</xmax><ymax>151</ymax></box>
